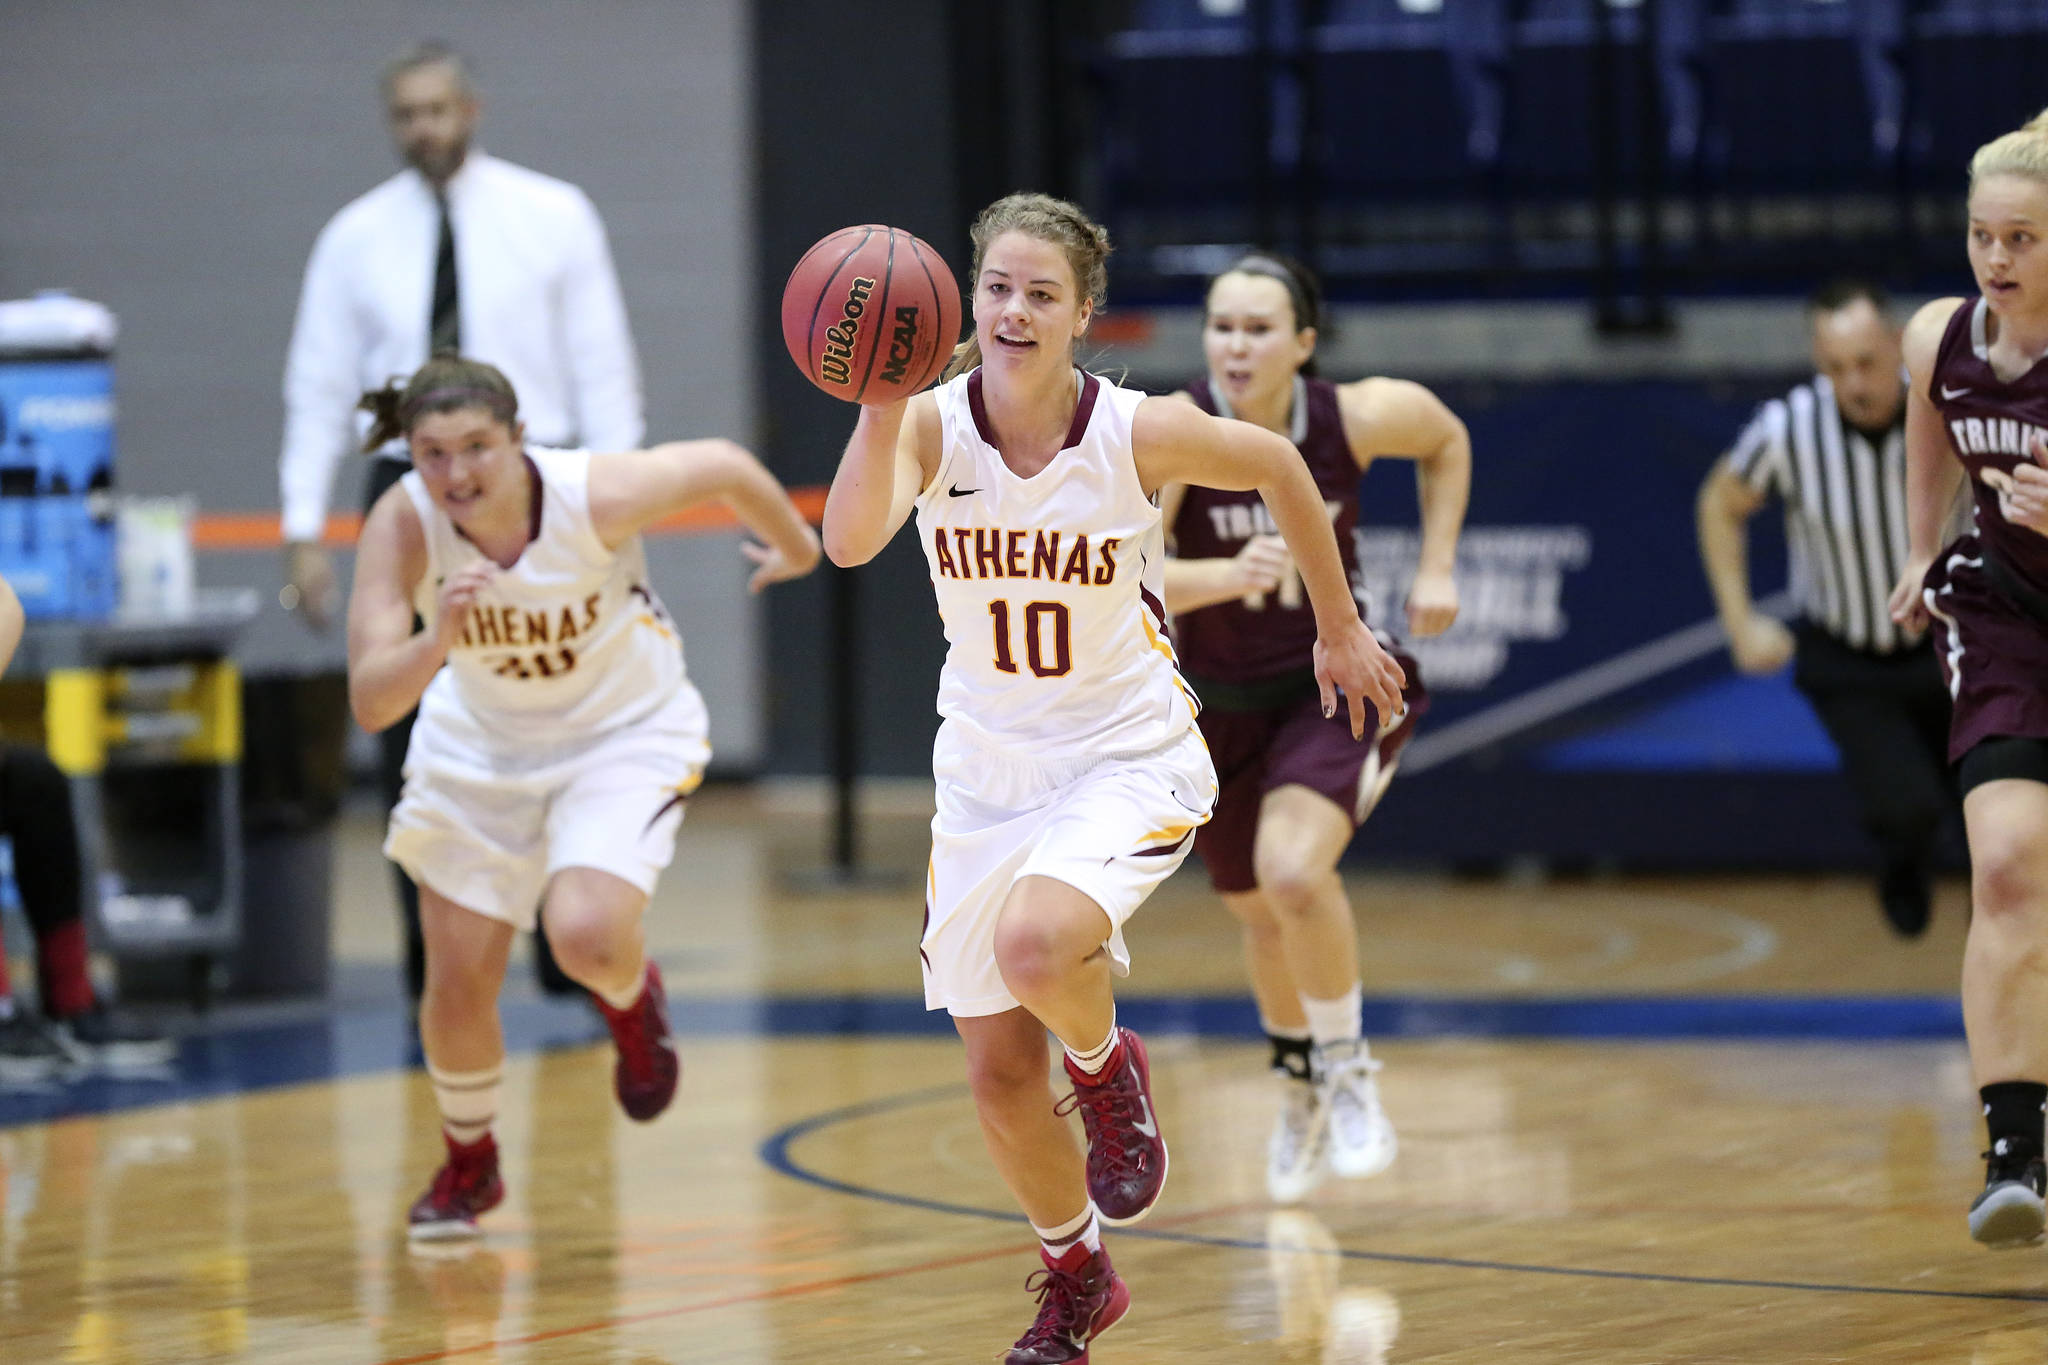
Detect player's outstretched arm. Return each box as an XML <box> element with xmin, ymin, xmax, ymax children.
<box><xmin>1134</xmin><ymin>396</ymin><xmax>1404</xmax><ymax>733</ymax></box>
<box><xmin>1890</xmin><ymin>298</ymin><xmax>1969</xmax><ymax>633</ymax></box>
<box><xmin>1338</xmin><ymin>377</ymin><xmax>1470</xmax><ymax>638</ymax></box>
<box><xmin>822</xmin><ymin>393</ymin><xmax>941</xmax><ymax>567</ymax></box>
<box><xmin>589</xmin><ymin>440</ymin><xmax>822</xmax><ymax>593</ymax></box>
<box><xmin>347</xmin><ymin>489</ymin><xmax>469</xmax><ymax>733</ymax></box>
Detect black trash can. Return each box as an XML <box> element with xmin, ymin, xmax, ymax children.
<box><xmin>229</xmin><ymin>671</ymin><xmax>349</xmax><ymax>996</ymax></box>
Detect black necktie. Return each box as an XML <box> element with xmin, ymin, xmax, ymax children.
<box><xmin>430</xmin><ymin>191</ymin><xmax>460</xmax><ymax>355</ymax></box>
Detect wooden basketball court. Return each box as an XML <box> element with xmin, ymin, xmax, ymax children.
<box><xmin>2</xmin><ymin>787</ymin><xmax>2033</xmax><ymax>1363</ymax></box>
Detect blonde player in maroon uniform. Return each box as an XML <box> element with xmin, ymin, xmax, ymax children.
<box><xmin>823</xmin><ymin>195</ymin><xmax>1405</xmax><ymax>1365</ymax></box>
<box><xmin>1162</xmin><ymin>255</ymin><xmax>1469</xmax><ymax>1202</ymax></box>
<box><xmin>348</xmin><ymin>355</ymin><xmax>819</xmax><ymax>1240</ymax></box>
<box><xmin>1889</xmin><ymin>107</ymin><xmax>2048</xmax><ymax>1248</ymax></box>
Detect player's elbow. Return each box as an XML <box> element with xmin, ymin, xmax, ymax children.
<box><xmin>822</xmin><ymin>522</ymin><xmax>878</xmax><ymax>568</ymax></box>
<box><xmin>348</xmin><ymin>679</ymin><xmax>400</xmax><ymax>735</ymax></box>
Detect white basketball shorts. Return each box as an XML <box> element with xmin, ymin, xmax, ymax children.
<box><xmin>921</xmin><ymin>718</ymin><xmax>1218</xmax><ymax>1017</ymax></box>
<box><xmin>385</xmin><ymin>685</ymin><xmax>712</xmax><ymax>930</ymax></box>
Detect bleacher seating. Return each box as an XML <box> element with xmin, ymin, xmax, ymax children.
<box><xmin>1902</xmin><ymin>0</ymin><xmax>2048</xmax><ymax>192</ymax></box>
<box><xmin>1085</xmin><ymin>0</ymin><xmax>2034</xmax><ymax>291</ymax></box>
<box><xmin>1093</xmin><ymin>0</ymin><xmax>1303</xmax><ymax>236</ymax></box>
<box><xmin>1306</xmin><ymin>0</ymin><xmax>1505</xmax><ymax>206</ymax></box>
<box><xmin>1687</xmin><ymin>0</ymin><xmax>1904</xmax><ymax>196</ymax></box>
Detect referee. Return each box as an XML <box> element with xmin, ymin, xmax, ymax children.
<box><xmin>1696</xmin><ymin>279</ymin><xmax>1958</xmax><ymax>937</ymax></box>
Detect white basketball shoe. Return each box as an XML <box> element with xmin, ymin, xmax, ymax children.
<box><xmin>1267</xmin><ymin>1075</ymin><xmax>1329</xmax><ymax>1203</ymax></box>
<box><xmin>1317</xmin><ymin>1040</ymin><xmax>1397</xmax><ymax>1180</ymax></box>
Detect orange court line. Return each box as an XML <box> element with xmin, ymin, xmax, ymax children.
<box><xmin>191</xmin><ymin>485</ymin><xmax>830</xmax><ymax>551</ymax></box>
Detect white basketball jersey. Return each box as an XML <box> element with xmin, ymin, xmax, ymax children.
<box><xmin>916</xmin><ymin>369</ymin><xmax>1200</xmax><ymax>759</ymax></box>
<box><xmin>402</xmin><ymin>446</ymin><xmax>687</xmax><ymax>753</ymax></box>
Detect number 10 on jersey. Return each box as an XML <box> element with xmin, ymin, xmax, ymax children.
<box><xmin>988</xmin><ymin>600</ymin><xmax>1072</xmax><ymax>677</ymax></box>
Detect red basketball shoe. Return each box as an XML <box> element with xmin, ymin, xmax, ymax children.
<box><xmin>1059</xmin><ymin>1028</ymin><xmax>1168</xmax><ymax>1225</ymax></box>
<box><xmin>598</xmin><ymin>961</ymin><xmax>680</xmax><ymax>1122</ymax></box>
<box><xmin>408</xmin><ymin>1132</ymin><xmax>505</xmax><ymax>1242</ymax></box>
<box><xmin>1005</xmin><ymin>1243</ymin><xmax>1130</xmax><ymax>1365</ymax></box>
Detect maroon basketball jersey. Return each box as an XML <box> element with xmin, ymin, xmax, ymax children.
<box><xmin>1171</xmin><ymin>375</ymin><xmax>1364</xmax><ymax>683</ymax></box>
<box><xmin>1931</xmin><ymin>298</ymin><xmax>2048</xmax><ymax>598</ymax></box>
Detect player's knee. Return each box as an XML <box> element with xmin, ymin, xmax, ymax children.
<box><xmin>1253</xmin><ymin>856</ymin><xmax>1331</xmax><ymax>918</ymax></box>
<box><xmin>1973</xmin><ymin>837</ymin><xmax>2048</xmax><ymax>923</ymax></box>
<box><xmin>542</xmin><ymin>913</ymin><xmax>626</xmax><ymax>981</ymax></box>
<box><xmin>993</xmin><ymin>915</ymin><xmax>1067</xmax><ymax>998</ymax></box>
<box><xmin>422</xmin><ymin>954</ymin><xmax>499</xmax><ymax>1013</ymax></box>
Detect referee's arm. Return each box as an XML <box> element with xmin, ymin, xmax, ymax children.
<box><xmin>1697</xmin><ymin>456</ymin><xmax>1793</xmax><ymax>673</ymax></box>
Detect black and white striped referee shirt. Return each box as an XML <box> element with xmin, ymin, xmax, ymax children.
<box><xmin>1726</xmin><ymin>375</ymin><xmax>1913</xmax><ymax>653</ymax></box>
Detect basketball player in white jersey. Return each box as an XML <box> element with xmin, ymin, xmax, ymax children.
<box><xmin>347</xmin><ymin>354</ymin><xmax>819</xmax><ymax>1240</ymax></box>
<box><xmin>822</xmin><ymin>194</ymin><xmax>1405</xmax><ymax>1365</ymax></box>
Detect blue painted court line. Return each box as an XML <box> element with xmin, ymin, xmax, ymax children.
<box><xmin>758</xmin><ymin>1085</ymin><xmax>2048</xmax><ymax>1307</ymax></box>
<box><xmin>0</xmin><ymin>991</ymin><xmax>1964</xmax><ymax>1129</ymax></box>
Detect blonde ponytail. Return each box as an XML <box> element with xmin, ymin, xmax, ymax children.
<box><xmin>1970</xmin><ymin>105</ymin><xmax>2048</xmax><ymax>189</ymax></box>
<box><xmin>937</xmin><ymin>192</ymin><xmax>1113</xmax><ymax>384</ymax></box>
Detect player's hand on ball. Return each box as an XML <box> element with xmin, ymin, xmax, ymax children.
<box><xmin>1231</xmin><ymin>535</ymin><xmax>1291</xmax><ymax>599</ymax></box>
<box><xmin>742</xmin><ymin>528</ymin><xmax>822</xmax><ymax>594</ymax></box>
<box><xmin>1727</xmin><ymin>614</ymin><xmax>1793</xmax><ymax>674</ymax></box>
<box><xmin>1313</xmin><ymin>616</ymin><xmax>1406</xmax><ymax>739</ymax></box>
<box><xmin>1406</xmin><ymin>565</ymin><xmax>1459</xmax><ymax>639</ymax></box>
<box><xmin>434</xmin><ymin>562</ymin><xmax>497</xmax><ymax>650</ymax></box>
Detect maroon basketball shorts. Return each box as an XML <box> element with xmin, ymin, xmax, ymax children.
<box><xmin>1191</xmin><ymin>655</ymin><xmax>1428</xmax><ymax>895</ymax></box>
<box><xmin>1923</xmin><ymin>533</ymin><xmax>2048</xmax><ymax>764</ymax></box>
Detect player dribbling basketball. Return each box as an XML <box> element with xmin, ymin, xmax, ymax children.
<box><xmin>821</xmin><ymin>194</ymin><xmax>1405</xmax><ymax>1364</ymax></box>
<box><xmin>347</xmin><ymin>354</ymin><xmax>819</xmax><ymax>1241</ymax></box>
<box><xmin>1163</xmin><ymin>253</ymin><xmax>1469</xmax><ymax>1204</ymax></box>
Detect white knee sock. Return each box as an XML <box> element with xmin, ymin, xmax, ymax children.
<box><xmin>1301</xmin><ymin>983</ymin><xmax>1363</xmax><ymax>1050</ymax></box>
<box><xmin>429</xmin><ymin>1062</ymin><xmax>502</xmax><ymax>1146</ymax></box>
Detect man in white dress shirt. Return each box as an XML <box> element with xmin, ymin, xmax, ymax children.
<box><xmin>278</xmin><ymin>40</ymin><xmax>643</xmax><ymax>999</ymax></box>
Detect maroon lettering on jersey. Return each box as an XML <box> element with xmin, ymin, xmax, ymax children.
<box><xmin>1932</xmin><ymin>298</ymin><xmax>2048</xmax><ymax>598</ymax></box>
<box><xmin>1170</xmin><ymin>375</ymin><xmax>1363</xmax><ymax>683</ymax></box>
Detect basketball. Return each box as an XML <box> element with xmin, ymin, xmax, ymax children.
<box><xmin>781</xmin><ymin>225</ymin><xmax>962</xmax><ymax>404</ymax></box>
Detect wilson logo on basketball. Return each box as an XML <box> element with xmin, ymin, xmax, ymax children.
<box><xmin>818</xmin><ymin>276</ymin><xmax>877</xmax><ymax>386</ymax></box>
<box><xmin>878</xmin><ymin>306</ymin><xmax>920</xmax><ymax>386</ymax></box>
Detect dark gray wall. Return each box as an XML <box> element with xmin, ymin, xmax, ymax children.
<box><xmin>753</xmin><ymin>0</ymin><xmax>1091</xmax><ymax>776</ymax></box>
<box><xmin>754</xmin><ymin>0</ymin><xmax>958</xmax><ymax>777</ymax></box>
<box><xmin>0</xmin><ymin>1</ymin><xmax>764</xmax><ymax>764</ymax></box>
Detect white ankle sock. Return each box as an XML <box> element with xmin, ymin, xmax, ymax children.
<box><xmin>1032</xmin><ymin>1205</ymin><xmax>1102</xmax><ymax>1259</ymax></box>
<box><xmin>429</xmin><ymin>1062</ymin><xmax>502</xmax><ymax>1146</ymax></box>
<box><xmin>595</xmin><ymin>966</ymin><xmax>646</xmax><ymax>1012</ymax></box>
<box><xmin>1301</xmin><ymin>984</ymin><xmax>1363</xmax><ymax>1049</ymax></box>
<box><xmin>1064</xmin><ymin>1016</ymin><xmax>1120</xmax><ymax>1076</ymax></box>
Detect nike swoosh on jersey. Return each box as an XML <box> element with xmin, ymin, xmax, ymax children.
<box><xmin>948</xmin><ymin>484</ymin><xmax>980</xmax><ymax>498</ymax></box>
<box><xmin>1942</xmin><ymin>385</ymin><xmax>1973</xmax><ymax>400</ymax></box>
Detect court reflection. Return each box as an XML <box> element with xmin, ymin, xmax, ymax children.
<box><xmin>0</xmin><ymin>1070</ymin><xmax>363</xmax><ymax>1364</ymax></box>
<box><xmin>1265</xmin><ymin>1210</ymin><xmax>1401</xmax><ymax>1365</ymax></box>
